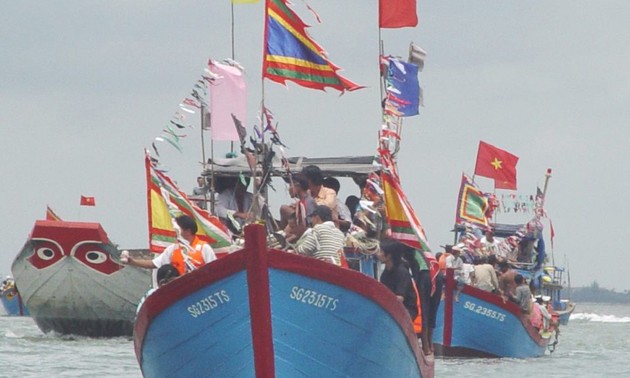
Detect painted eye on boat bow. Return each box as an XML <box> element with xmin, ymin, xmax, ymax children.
<box><xmin>84</xmin><ymin>250</ymin><xmax>108</xmax><ymax>264</ymax></box>
<box><xmin>28</xmin><ymin>240</ymin><xmax>65</xmax><ymax>269</ymax></box>
<box><xmin>37</xmin><ymin>247</ymin><xmax>56</xmax><ymax>260</ymax></box>
<box><xmin>73</xmin><ymin>243</ymin><xmax>124</xmax><ymax>275</ymax></box>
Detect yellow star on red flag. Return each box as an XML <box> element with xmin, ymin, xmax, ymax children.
<box><xmin>490</xmin><ymin>158</ymin><xmax>503</xmax><ymax>170</ymax></box>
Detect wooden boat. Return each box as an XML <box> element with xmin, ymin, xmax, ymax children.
<box><xmin>433</xmin><ymin>269</ymin><xmax>554</xmax><ymax>358</ymax></box>
<box><xmin>135</xmin><ymin>224</ymin><xmax>433</xmax><ymax>377</ymax></box>
<box><xmin>0</xmin><ymin>277</ymin><xmax>29</xmax><ymax>316</ymax></box>
<box><xmin>11</xmin><ymin>220</ymin><xmax>152</xmax><ymax>337</ymax></box>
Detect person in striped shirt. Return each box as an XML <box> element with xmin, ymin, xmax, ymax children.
<box><xmin>294</xmin><ymin>205</ymin><xmax>345</xmax><ymax>266</ymax></box>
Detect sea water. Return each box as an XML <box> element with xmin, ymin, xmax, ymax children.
<box><xmin>1</xmin><ymin>303</ymin><xmax>628</xmax><ymax>377</ymax></box>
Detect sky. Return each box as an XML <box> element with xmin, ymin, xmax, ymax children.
<box><xmin>1</xmin><ymin>1</ymin><xmax>629</xmax><ymax>291</ymax></box>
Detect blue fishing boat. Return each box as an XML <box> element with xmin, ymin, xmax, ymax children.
<box><xmin>135</xmin><ymin>224</ymin><xmax>433</xmax><ymax>377</ymax></box>
<box><xmin>0</xmin><ymin>277</ymin><xmax>29</xmax><ymax>316</ymax></box>
<box><xmin>540</xmin><ymin>266</ymin><xmax>575</xmax><ymax>325</ymax></box>
<box><xmin>433</xmin><ymin>269</ymin><xmax>554</xmax><ymax>358</ymax></box>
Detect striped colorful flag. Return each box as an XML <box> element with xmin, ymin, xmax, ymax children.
<box><xmin>380</xmin><ymin>151</ymin><xmax>430</xmax><ymax>252</ymax></box>
<box><xmin>145</xmin><ymin>152</ymin><xmax>233</xmax><ymax>254</ymax></box>
<box><xmin>262</xmin><ymin>0</ymin><xmax>362</xmax><ymax>92</ymax></box>
<box><xmin>45</xmin><ymin>206</ymin><xmax>62</xmax><ymax>221</ymax></box>
<box><xmin>455</xmin><ymin>174</ymin><xmax>489</xmax><ymax>227</ymax></box>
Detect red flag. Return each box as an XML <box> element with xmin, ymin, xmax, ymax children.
<box><xmin>46</xmin><ymin>206</ymin><xmax>62</xmax><ymax>221</ymax></box>
<box><xmin>474</xmin><ymin>141</ymin><xmax>519</xmax><ymax>190</ymax></box>
<box><xmin>80</xmin><ymin>195</ymin><xmax>95</xmax><ymax>206</ymax></box>
<box><xmin>379</xmin><ymin>0</ymin><xmax>418</xmax><ymax>28</ymax></box>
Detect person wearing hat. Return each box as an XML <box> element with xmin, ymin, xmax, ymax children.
<box><xmin>531</xmin><ymin>295</ymin><xmax>552</xmax><ymax>332</ymax></box>
<box><xmin>294</xmin><ymin>205</ymin><xmax>345</xmax><ymax>266</ymax></box>
<box><xmin>446</xmin><ymin>243</ymin><xmax>465</xmax><ymax>301</ymax></box>
<box><xmin>480</xmin><ymin>227</ymin><xmax>500</xmax><ymax>256</ymax></box>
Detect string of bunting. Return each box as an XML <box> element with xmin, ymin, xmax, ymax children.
<box><xmin>149</xmin><ymin>58</ymin><xmax>248</xmax><ymax>159</ymax></box>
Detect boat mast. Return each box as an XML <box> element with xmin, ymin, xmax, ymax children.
<box><xmin>540</xmin><ymin>168</ymin><xmax>552</xmax><ymax>265</ymax></box>
<box><xmin>200</xmin><ymin>102</ymin><xmax>212</xmax><ymax>213</ymax></box>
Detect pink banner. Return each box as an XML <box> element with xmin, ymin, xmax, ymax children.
<box><xmin>209</xmin><ymin>61</ymin><xmax>246</xmax><ymax>141</ymax></box>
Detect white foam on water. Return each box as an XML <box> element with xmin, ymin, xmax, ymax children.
<box><xmin>571</xmin><ymin>312</ymin><xmax>630</xmax><ymax>323</ymax></box>
<box><xmin>4</xmin><ymin>329</ymin><xmax>22</xmax><ymax>338</ymax></box>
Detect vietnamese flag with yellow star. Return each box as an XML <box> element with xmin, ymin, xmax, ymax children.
<box><xmin>474</xmin><ymin>141</ymin><xmax>519</xmax><ymax>190</ymax></box>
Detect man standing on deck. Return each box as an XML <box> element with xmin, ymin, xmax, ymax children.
<box><xmin>192</xmin><ymin>176</ymin><xmax>209</xmax><ymax>210</ymax></box>
<box><xmin>510</xmin><ymin>274</ymin><xmax>533</xmax><ymax>315</ymax></box>
<box><xmin>123</xmin><ymin>215</ymin><xmax>216</xmax><ymax>275</ymax></box>
<box><xmin>446</xmin><ymin>244</ymin><xmax>465</xmax><ymax>301</ymax></box>
<box><xmin>498</xmin><ymin>261</ymin><xmax>518</xmax><ymax>301</ymax></box>
<box><xmin>480</xmin><ymin>228</ymin><xmax>500</xmax><ymax>256</ymax></box>
<box><xmin>473</xmin><ymin>256</ymin><xmax>499</xmax><ymax>293</ymax></box>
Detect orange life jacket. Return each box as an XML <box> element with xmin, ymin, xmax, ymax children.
<box><xmin>411</xmin><ymin>278</ymin><xmax>423</xmax><ymax>334</ymax></box>
<box><xmin>170</xmin><ymin>236</ymin><xmax>207</xmax><ymax>275</ymax></box>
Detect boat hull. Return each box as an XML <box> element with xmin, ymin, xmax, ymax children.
<box><xmin>12</xmin><ymin>220</ymin><xmax>152</xmax><ymax>337</ymax></box>
<box><xmin>557</xmin><ymin>302</ymin><xmax>576</xmax><ymax>325</ymax></box>
<box><xmin>135</xmin><ymin>225</ymin><xmax>433</xmax><ymax>377</ymax></box>
<box><xmin>433</xmin><ymin>270</ymin><xmax>550</xmax><ymax>358</ymax></box>
<box><xmin>1</xmin><ymin>290</ymin><xmax>29</xmax><ymax>316</ymax></box>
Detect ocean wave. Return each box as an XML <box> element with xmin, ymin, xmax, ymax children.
<box><xmin>4</xmin><ymin>329</ymin><xmax>22</xmax><ymax>338</ymax></box>
<box><xmin>571</xmin><ymin>313</ymin><xmax>630</xmax><ymax>323</ymax></box>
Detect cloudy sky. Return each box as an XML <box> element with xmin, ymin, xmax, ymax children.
<box><xmin>2</xmin><ymin>1</ymin><xmax>628</xmax><ymax>291</ymax></box>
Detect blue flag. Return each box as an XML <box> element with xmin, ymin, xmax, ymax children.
<box><xmin>385</xmin><ymin>58</ymin><xmax>420</xmax><ymax>117</ymax></box>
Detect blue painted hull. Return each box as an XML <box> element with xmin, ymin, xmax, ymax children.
<box><xmin>268</xmin><ymin>269</ymin><xmax>421</xmax><ymax>376</ymax></box>
<box><xmin>433</xmin><ymin>270</ymin><xmax>551</xmax><ymax>358</ymax></box>
<box><xmin>556</xmin><ymin>303</ymin><xmax>575</xmax><ymax>326</ymax></box>
<box><xmin>135</xmin><ymin>225</ymin><xmax>432</xmax><ymax>377</ymax></box>
<box><xmin>140</xmin><ymin>271</ymin><xmax>254</xmax><ymax>377</ymax></box>
<box><xmin>1</xmin><ymin>291</ymin><xmax>29</xmax><ymax>316</ymax></box>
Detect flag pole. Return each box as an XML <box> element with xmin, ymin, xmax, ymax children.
<box><xmin>540</xmin><ymin>168</ymin><xmax>552</xmax><ymax>209</ymax></box>
<box><xmin>200</xmin><ymin>103</ymin><xmax>211</xmax><ymax>212</ymax></box>
<box><xmin>541</xmin><ymin>168</ymin><xmax>553</xmax><ymax>265</ymax></box>
<box><xmin>230</xmin><ymin>0</ymin><xmax>236</xmax><ymax>155</ymax></box>
<box><xmin>254</xmin><ymin>0</ymin><xmax>271</xmax><ymax>221</ymax></box>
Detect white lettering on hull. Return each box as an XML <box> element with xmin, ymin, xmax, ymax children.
<box><xmin>188</xmin><ymin>290</ymin><xmax>230</xmax><ymax>318</ymax></box>
<box><xmin>289</xmin><ymin>286</ymin><xmax>339</xmax><ymax>311</ymax></box>
<box><xmin>463</xmin><ymin>301</ymin><xmax>506</xmax><ymax>322</ymax></box>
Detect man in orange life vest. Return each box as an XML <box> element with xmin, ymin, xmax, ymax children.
<box><xmin>124</xmin><ymin>215</ymin><xmax>217</xmax><ymax>275</ymax></box>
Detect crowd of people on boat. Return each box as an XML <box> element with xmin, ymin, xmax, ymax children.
<box><xmin>435</xmin><ymin>241</ymin><xmax>559</xmax><ymax>335</ymax></box>
<box><xmin>125</xmin><ymin>162</ymin><xmax>557</xmax><ymax>358</ymax></box>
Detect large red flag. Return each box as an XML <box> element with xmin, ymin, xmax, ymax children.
<box><xmin>80</xmin><ymin>195</ymin><xmax>96</xmax><ymax>206</ymax></box>
<box><xmin>379</xmin><ymin>0</ymin><xmax>418</xmax><ymax>28</ymax></box>
<box><xmin>474</xmin><ymin>141</ymin><xmax>519</xmax><ymax>190</ymax></box>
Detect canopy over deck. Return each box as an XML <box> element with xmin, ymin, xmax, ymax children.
<box><xmin>201</xmin><ymin>155</ymin><xmax>379</xmax><ymax>179</ymax></box>
<box><xmin>453</xmin><ymin>223</ymin><xmax>525</xmax><ymax>238</ymax></box>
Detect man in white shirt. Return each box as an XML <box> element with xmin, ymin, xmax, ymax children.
<box><xmin>480</xmin><ymin>228</ymin><xmax>501</xmax><ymax>256</ymax></box>
<box><xmin>125</xmin><ymin>215</ymin><xmax>216</xmax><ymax>275</ymax></box>
<box><xmin>446</xmin><ymin>243</ymin><xmax>465</xmax><ymax>301</ymax></box>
